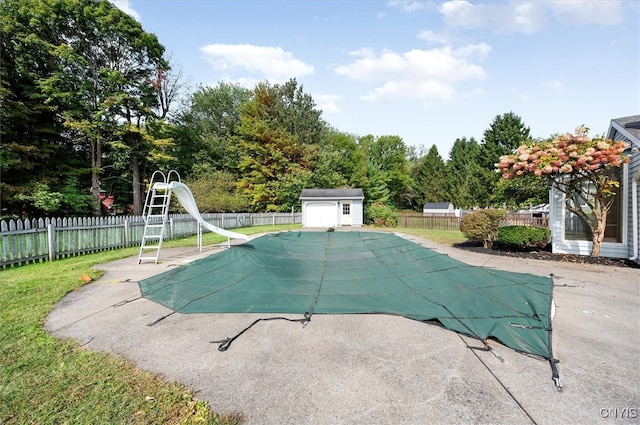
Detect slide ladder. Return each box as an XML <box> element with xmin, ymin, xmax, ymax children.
<box><xmin>138</xmin><ymin>171</ymin><xmax>179</xmax><ymax>264</ymax></box>
<box><xmin>138</xmin><ymin>170</ymin><xmax>249</xmax><ymax>264</ymax></box>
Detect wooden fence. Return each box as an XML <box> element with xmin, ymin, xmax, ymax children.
<box><xmin>1</xmin><ymin>211</ymin><xmax>548</xmax><ymax>268</ymax></box>
<box><xmin>397</xmin><ymin>213</ymin><xmax>549</xmax><ymax>231</ymax></box>
<box><xmin>397</xmin><ymin>215</ymin><xmax>460</xmax><ymax>230</ymax></box>
<box><xmin>0</xmin><ymin>212</ymin><xmax>301</xmax><ymax>268</ymax></box>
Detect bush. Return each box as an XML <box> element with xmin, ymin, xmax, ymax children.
<box><xmin>365</xmin><ymin>202</ymin><xmax>398</xmax><ymax>227</ymax></box>
<box><xmin>498</xmin><ymin>225</ymin><xmax>550</xmax><ymax>250</ymax></box>
<box><xmin>459</xmin><ymin>209</ymin><xmax>507</xmax><ymax>249</ymax></box>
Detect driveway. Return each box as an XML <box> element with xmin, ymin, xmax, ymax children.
<box><xmin>45</xmin><ymin>232</ymin><xmax>640</xmax><ymax>424</ymax></box>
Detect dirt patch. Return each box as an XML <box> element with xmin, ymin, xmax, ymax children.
<box><xmin>453</xmin><ymin>241</ymin><xmax>640</xmax><ymax>269</ymax></box>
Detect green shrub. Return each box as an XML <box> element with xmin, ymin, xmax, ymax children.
<box><xmin>365</xmin><ymin>202</ymin><xmax>398</xmax><ymax>227</ymax></box>
<box><xmin>459</xmin><ymin>209</ymin><xmax>507</xmax><ymax>249</ymax></box>
<box><xmin>498</xmin><ymin>225</ymin><xmax>550</xmax><ymax>250</ymax></box>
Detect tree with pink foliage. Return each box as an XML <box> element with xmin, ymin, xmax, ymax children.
<box><xmin>496</xmin><ymin>126</ymin><xmax>629</xmax><ymax>257</ymax></box>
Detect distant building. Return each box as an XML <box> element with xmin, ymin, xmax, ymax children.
<box><xmin>423</xmin><ymin>202</ymin><xmax>457</xmax><ymax>216</ymax></box>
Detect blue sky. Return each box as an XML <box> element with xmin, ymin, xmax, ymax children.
<box><xmin>111</xmin><ymin>0</ymin><xmax>639</xmax><ymax>158</ymax></box>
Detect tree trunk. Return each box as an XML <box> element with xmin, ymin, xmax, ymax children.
<box><xmin>131</xmin><ymin>156</ymin><xmax>143</xmax><ymax>215</ymax></box>
<box><xmin>90</xmin><ymin>135</ymin><xmax>102</xmax><ymax>217</ymax></box>
<box><xmin>590</xmin><ymin>211</ymin><xmax>607</xmax><ymax>257</ymax></box>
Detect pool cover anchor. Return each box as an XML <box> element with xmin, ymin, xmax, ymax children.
<box><xmin>211</xmin><ymin>313</ymin><xmax>312</xmax><ymax>352</ymax></box>
<box><xmin>467</xmin><ymin>338</ymin><xmax>505</xmax><ymax>363</ymax></box>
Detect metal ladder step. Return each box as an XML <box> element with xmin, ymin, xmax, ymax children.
<box><xmin>139</xmin><ymin>180</ymin><xmax>175</xmax><ymax>264</ymax></box>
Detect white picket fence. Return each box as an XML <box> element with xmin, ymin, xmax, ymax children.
<box><xmin>0</xmin><ymin>212</ymin><xmax>301</xmax><ymax>267</ymax></box>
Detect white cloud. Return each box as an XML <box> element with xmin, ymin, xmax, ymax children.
<box><xmin>417</xmin><ymin>29</ymin><xmax>451</xmax><ymax>45</ymax></box>
<box><xmin>315</xmin><ymin>93</ymin><xmax>341</xmax><ymax>113</ymax></box>
<box><xmin>108</xmin><ymin>0</ymin><xmax>141</xmax><ymax>21</ymax></box>
<box><xmin>387</xmin><ymin>1</ymin><xmax>427</xmax><ymax>13</ymax></box>
<box><xmin>439</xmin><ymin>0</ymin><xmax>622</xmax><ymax>34</ymax></box>
<box><xmin>548</xmin><ymin>0</ymin><xmax>622</xmax><ymax>25</ymax></box>
<box><xmin>542</xmin><ymin>79</ymin><xmax>563</xmax><ymax>92</ymax></box>
<box><xmin>200</xmin><ymin>44</ymin><xmax>314</xmax><ymax>83</ymax></box>
<box><xmin>440</xmin><ymin>0</ymin><xmax>548</xmax><ymax>34</ymax></box>
<box><xmin>334</xmin><ymin>44</ymin><xmax>490</xmax><ymax>102</ymax></box>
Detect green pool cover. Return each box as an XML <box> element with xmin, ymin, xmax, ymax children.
<box><xmin>139</xmin><ymin>231</ymin><xmax>556</xmax><ymax>362</ymax></box>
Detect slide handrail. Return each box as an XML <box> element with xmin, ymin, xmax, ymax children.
<box><xmin>156</xmin><ymin>181</ymin><xmax>250</xmax><ymax>241</ymax></box>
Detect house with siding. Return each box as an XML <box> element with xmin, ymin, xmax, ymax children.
<box><xmin>549</xmin><ymin>115</ymin><xmax>640</xmax><ymax>265</ymax></box>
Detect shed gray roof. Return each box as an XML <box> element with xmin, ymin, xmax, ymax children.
<box><xmin>300</xmin><ymin>188</ymin><xmax>364</xmax><ymax>200</ymax></box>
<box><xmin>423</xmin><ymin>202</ymin><xmax>453</xmax><ymax>210</ymax></box>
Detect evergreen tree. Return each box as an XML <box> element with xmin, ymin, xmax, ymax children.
<box><xmin>445</xmin><ymin>137</ymin><xmax>483</xmax><ymax>208</ymax></box>
<box><xmin>477</xmin><ymin>112</ymin><xmax>531</xmax><ymax>206</ymax></box>
<box><xmin>411</xmin><ymin>145</ymin><xmax>447</xmax><ymax>209</ymax></box>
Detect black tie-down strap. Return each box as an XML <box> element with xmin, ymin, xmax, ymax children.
<box><xmin>211</xmin><ymin>313</ymin><xmax>312</xmax><ymax>352</ymax></box>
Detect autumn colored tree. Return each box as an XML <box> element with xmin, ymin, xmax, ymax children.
<box><xmin>237</xmin><ymin>80</ymin><xmax>326</xmax><ymax>211</ymax></box>
<box><xmin>496</xmin><ymin>126</ymin><xmax>629</xmax><ymax>257</ymax></box>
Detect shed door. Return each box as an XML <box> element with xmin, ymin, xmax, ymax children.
<box><xmin>306</xmin><ymin>202</ymin><xmax>338</xmax><ymax>227</ymax></box>
<box><xmin>341</xmin><ymin>201</ymin><xmax>352</xmax><ymax>225</ymax></box>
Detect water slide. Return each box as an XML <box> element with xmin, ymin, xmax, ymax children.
<box><xmin>155</xmin><ymin>181</ymin><xmax>250</xmax><ymax>241</ymax></box>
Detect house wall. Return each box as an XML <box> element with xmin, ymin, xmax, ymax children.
<box><xmin>611</xmin><ymin>128</ymin><xmax>640</xmax><ymax>265</ymax></box>
<box><xmin>550</xmin><ymin>163</ymin><xmax>631</xmax><ymax>259</ymax></box>
<box><xmin>301</xmin><ymin>198</ymin><xmax>364</xmax><ymax>227</ymax></box>
<box><xmin>627</xmin><ymin>150</ymin><xmax>640</xmax><ymax>265</ymax></box>
<box><xmin>350</xmin><ymin>199</ymin><xmax>364</xmax><ymax>227</ymax></box>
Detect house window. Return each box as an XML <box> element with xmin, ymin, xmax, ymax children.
<box><xmin>342</xmin><ymin>203</ymin><xmax>350</xmax><ymax>215</ymax></box>
<box><xmin>564</xmin><ymin>168</ymin><xmax>623</xmax><ymax>243</ymax></box>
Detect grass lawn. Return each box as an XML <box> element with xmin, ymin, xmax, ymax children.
<box><xmin>0</xmin><ymin>223</ymin><xmax>462</xmax><ymax>424</ymax></box>
<box><xmin>393</xmin><ymin>227</ymin><xmax>467</xmax><ymax>246</ymax></box>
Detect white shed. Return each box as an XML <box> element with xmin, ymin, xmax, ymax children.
<box><xmin>423</xmin><ymin>202</ymin><xmax>455</xmax><ymax>216</ymax></box>
<box><xmin>300</xmin><ymin>189</ymin><xmax>364</xmax><ymax>228</ymax></box>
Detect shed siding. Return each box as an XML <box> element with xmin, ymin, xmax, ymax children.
<box><xmin>350</xmin><ymin>199</ymin><xmax>364</xmax><ymax>227</ymax></box>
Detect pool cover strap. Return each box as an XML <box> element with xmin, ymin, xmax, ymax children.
<box><xmin>211</xmin><ymin>313</ymin><xmax>311</xmax><ymax>352</ymax></box>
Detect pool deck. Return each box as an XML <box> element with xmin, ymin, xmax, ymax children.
<box><xmin>46</xmin><ymin>230</ymin><xmax>640</xmax><ymax>425</ymax></box>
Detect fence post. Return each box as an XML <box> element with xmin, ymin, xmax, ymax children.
<box><xmin>124</xmin><ymin>218</ymin><xmax>129</xmax><ymax>247</ymax></box>
<box><xmin>47</xmin><ymin>223</ymin><xmax>54</xmax><ymax>261</ymax></box>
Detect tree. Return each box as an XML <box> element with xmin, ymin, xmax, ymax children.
<box><xmin>237</xmin><ymin>80</ymin><xmax>326</xmax><ymax>211</ymax></box>
<box><xmin>363</xmin><ymin>162</ymin><xmax>391</xmax><ymax>205</ymax></box>
<box><xmin>445</xmin><ymin>137</ymin><xmax>484</xmax><ymax>208</ymax></box>
<box><xmin>493</xmin><ymin>173</ymin><xmax>549</xmax><ymax>209</ymax></box>
<box><xmin>496</xmin><ymin>126</ymin><xmax>629</xmax><ymax>257</ymax></box>
<box><xmin>410</xmin><ymin>145</ymin><xmax>447</xmax><ymax>209</ymax></box>
<box><xmin>309</xmin><ymin>129</ymin><xmax>365</xmax><ymax>189</ymax></box>
<box><xmin>478</xmin><ymin>112</ymin><xmax>532</xmax><ymax>206</ymax></box>
<box><xmin>2</xmin><ymin>0</ymin><xmax>172</xmax><ymax>216</ymax></box>
<box><xmin>0</xmin><ymin>0</ymin><xmax>90</xmax><ymax>217</ymax></box>
<box><xmin>184</xmin><ymin>169</ymin><xmax>249</xmax><ymax>212</ymax></box>
<box><xmin>173</xmin><ymin>82</ymin><xmax>252</xmax><ymax>177</ymax></box>
<box><xmin>359</xmin><ymin>134</ymin><xmax>409</xmax><ymax>207</ymax></box>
